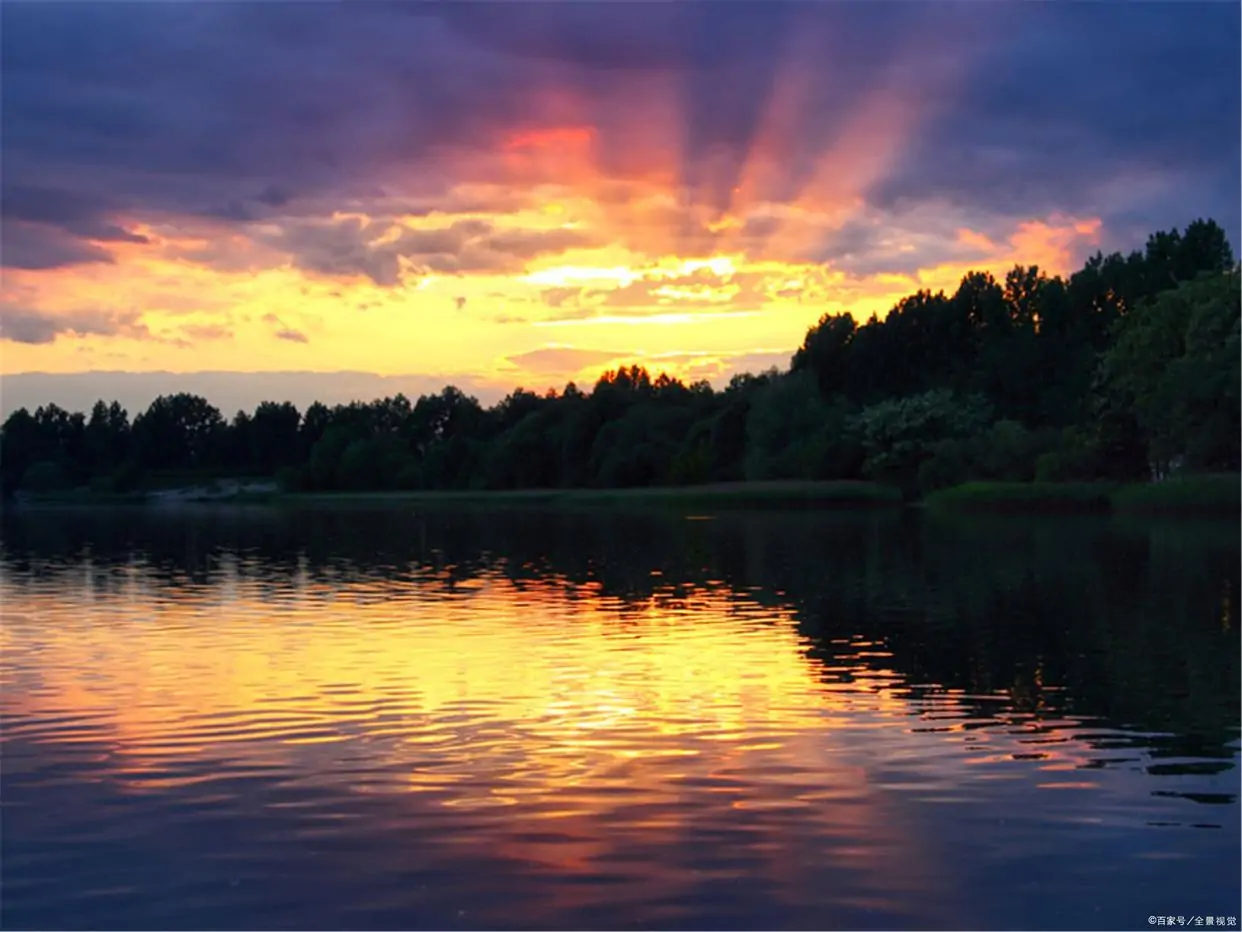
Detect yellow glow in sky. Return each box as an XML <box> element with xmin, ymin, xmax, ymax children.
<box><xmin>0</xmin><ymin>94</ymin><xmax>1105</xmax><ymax>402</ymax></box>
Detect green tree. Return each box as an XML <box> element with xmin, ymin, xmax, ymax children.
<box><xmin>84</xmin><ymin>400</ymin><xmax>131</xmax><ymax>477</ymax></box>
<box><xmin>1101</xmin><ymin>269</ymin><xmax>1241</xmax><ymax>474</ymax></box>
<box><xmin>132</xmin><ymin>394</ymin><xmax>225</xmax><ymax>473</ymax></box>
<box><xmin>744</xmin><ymin>369</ymin><xmax>857</xmax><ymax>480</ymax></box>
<box><xmin>250</xmin><ymin>402</ymin><xmax>302</xmax><ymax>474</ymax></box>
<box><xmin>21</xmin><ymin>460</ymin><xmax>71</xmax><ymax>494</ymax></box>
<box><xmin>851</xmin><ymin>389</ymin><xmax>992</xmax><ymax>494</ymax></box>
<box><xmin>792</xmin><ymin>312</ymin><xmax>856</xmax><ymax>396</ymax></box>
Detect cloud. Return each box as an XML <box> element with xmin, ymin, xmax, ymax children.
<box><xmin>1</xmin><ymin>221</ymin><xmax>117</xmax><ymax>270</ymax></box>
<box><xmin>479</xmin><ymin>227</ymin><xmax>594</xmax><ymax>261</ymax></box>
<box><xmin>633</xmin><ymin>349</ymin><xmax>792</xmax><ymax>384</ymax></box>
<box><xmin>163</xmin><ymin>229</ymin><xmax>286</xmax><ymax>273</ymax></box>
<box><xmin>598</xmin><ymin>268</ymin><xmax>746</xmax><ymax>308</ymax></box>
<box><xmin>271</xmin><ymin>217</ymin><xmax>407</xmax><ymax>286</ymax></box>
<box><xmin>504</xmin><ymin>346</ymin><xmax>621</xmax><ymax>376</ymax></box>
<box><xmin>254</xmin><ymin>183</ymin><xmax>293</xmax><ymax>208</ymax></box>
<box><xmin>2</xmin><ymin>184</ymin><xmax>149</xmax><ymax>242</ymax></box>
<box><xmin>0</xmin><ymin>306</ymin><xmax>149</xmax><ymax>344</ymax></box>
<box><xmin>1</xmin><ymin>184</ymin><xmax>150</xmax><ymax>270</ymax></box>
<box><xmin>260</xmin><ymin>312</ymin><xmax>310</xmax><ymax>343</ymax></box>
<box><xmin>0</xmin><ymin>1</ymin><xmax>1236</xmax><ymax>401</ymax></box>
<box><xmin>540</xmin><ymin>287</ymin><xmax>582</xmax><ymax>309</ymax></box>
<box><xmin>713</xmin><ymin>350</ymin><xmax>790</xmax><ymax>376</ymax></box>
<box><xmin>500</xmin><ymin>344</ymin><xmax>794</xmax><ymax>388</ymax></box>
<box><xmin>535</xmin><ymin>265</ymin><xmax>813</xmax><ymax>321</ymax></box>
<box><xmin>866</xmin><ymin>4</ymin><xmax>1240</xmax><ymax>243</ymax></box>
<box><xmin>1</xmin><ymin>1</ymin><xmax>1234</xmax><ymax>259</ymax></box>
<box><xmin>812</xmin><ymin>203</ymin><xmax>1008</xmax><ymax>278</ymax></box>
<box><xmin>174</xmin><ymin>322</ymin><xmax>232</xmax><ymax>343</ymax></box>
<box><xmin>268</xmin><ymin>217</ymin><xmax>595</xmax><ymax>286</ymax></box>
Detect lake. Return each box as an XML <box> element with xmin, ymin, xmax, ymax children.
<box><xmin>2</xmin><ymin>505</ymin><xmax>1238</xmax><ymax>930</ymax></box>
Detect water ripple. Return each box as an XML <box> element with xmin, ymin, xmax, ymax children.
<box><xmin>2</xmin><ymin>510</ymin><xmax>1238</xmax><ymax>930</ymax></box>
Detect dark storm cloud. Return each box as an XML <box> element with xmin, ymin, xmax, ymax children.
<box><xmin>2</xmin><ymin>184</ymin><xmax>148</xmax><ymax>243</ymax></box>
<box><xmin>1</xmin><ymin>220</ymin><xmax>116</xmax><ymax>270</ymax></box>
<box><xmin>1</xmin><ymin>1</ymin><xmax>1236</xmax><ymax>272</ymax></box>
<box><xmin>255</xmin><ymin>184</ymin><xmax>294</xmax><ymax>208</ymax></box>
<box><xmin>867</xmin><ymin>3</ymin><xmax>1241</xmax><ymax>245</ymax></box>
<box><xmin>1</xmin><ymin>182</ymin><xmax>148</xmax><ymax>269</ymax></box>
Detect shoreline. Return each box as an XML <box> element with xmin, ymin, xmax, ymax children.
<box><xmin>923</xmin><ymin>476</ymin><xmax>1240</xmax><ymax>517</ymax></box>
<box><xmin>4</xmin><ymin>475</ymin><xmax>1239</xmax><ymax>518</ymax></box>
<box><xmin>5</xmin><ymin>479</ymin><xmax>901</xmax><ymax>511</ymax></box>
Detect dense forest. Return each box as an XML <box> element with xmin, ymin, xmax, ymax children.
<box><xmin>2</xmin><ymin>219</ymin><xmax>1238</xmax><ymax>500</ymax></box>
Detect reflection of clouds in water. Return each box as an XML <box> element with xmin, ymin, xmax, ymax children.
<box><xmin>2</xmin><ymin>569</ymin><xmax>972</xmax><ymax>926</ymax></box>
<box><xmin>3</xmin><ymin>565</ymin><xmax>1235</xmax><ymax>807</ymax></box>
<box><xmin>0</xmin><ymin>508</ymin><xmax>1237</xmax><ymax>929</ymax></box>
<box><xmin>3</xmin><ymin>572</ymin><xmax>891</xmax><ymax>769</ymax></box>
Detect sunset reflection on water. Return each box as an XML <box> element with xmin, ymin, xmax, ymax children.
<box><xmin>2</xmin><ymin>508</ymin><xmax>1238</xmax><ymax>930</ymax></box>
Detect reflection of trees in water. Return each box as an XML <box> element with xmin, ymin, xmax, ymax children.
<box><xmin>816</xmin><ymin>514</ymin><xmax>1240</xmax><ymax>761</ymax></box>
<box><xmin>3</xmin><ymin>505</ymin><xmax>1238</xmax><ymax>760</ymax></box>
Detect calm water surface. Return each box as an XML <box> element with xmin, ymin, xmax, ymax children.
<box><xmin>2</xmin><ymin>506</ymin><xmax>1238</xmax><ymax>930</ymax></box>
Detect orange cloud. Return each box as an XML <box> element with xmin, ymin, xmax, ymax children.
<box><xmin>1008</xmin><ymin>216</ymin><xmax>1103</xmax><ymax>272</ymax></box>
<box><xmin>502</xmin><ymin>125</ymin><xmax>598</xmax><ymax>188</ymax></box>
<box><xmin>956</xmin><ymin>228</ymin><xmax>997</xmax><ymax>252</ymax></box>
<box><xmin>504</xmin><ymin>126</ymin><xmax>596</xmax><ymax>153</ymax></box>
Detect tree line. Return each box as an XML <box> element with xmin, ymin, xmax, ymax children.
<box><xmin>2</xmin><ymin>219</ymin><xmax>1238</xmax><ymax>499</ymax></box>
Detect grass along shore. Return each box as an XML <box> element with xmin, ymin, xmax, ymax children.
<box><xmin>924</xmin><ymin>475</ymin><xmax>1239</xmax><ymax>515</ymax></box>
<box><xmin>6</xmin><ymin>479</ymin><xmax>901</xmax><ymax>510</ymax></box>
<box><xmin>285</xmin><ymin>480</ymin><xmax>904</xmax><ymax>509</ymax></box>
<box><xmin>1109</xmin><ymin>474</ymin><xmax>1241</xmax><ymax>515</ymax></box>
<box><xmin>8</xmin><ymin>475</ymin><xmax>1237</xmax><ymax>517</ymax></box>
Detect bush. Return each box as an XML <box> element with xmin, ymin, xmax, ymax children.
<box><xmin>276</xmin><ymin>465</ymin><xmax>306</xmax><ymax>492</ymax></box>
<box><xmin>21</xmin><ymin>460</ymin><xmax>70</xmax><ymax>493</ymax></box>
<box><xmin>109</xmin><ymin>461</ymin><xmax>145</xmax><ymax>492</ymax></box>
<box><xmin>1034</xmin><ymin>427</ymin><xmax>1101</xmax><ymax>482</ymax></box>
<box><xmin>918</xmin><ymin>440</ymin><xmax>972</xmax><ymax>495</ymax></box>
<box><xmin>88</xmin><ymin>475</ymin><xmax>117</xmax><ymax>495</ymax></box>
<box><xmin>666</xmin><ymin>441</ymin><xmax>713</xmax><ymax>486</ymax></box>
<box><xmin>394</xmin><ymin>460</ymin><xmax>422</xmax><ymax>490</ymax></box>
<box><xmin>744</xmin><ymin>370</ymin><xmax>840</xmax><ymax>481</ymax></box>
<box><xmin>979</xmin><ymin>420</ymin><xmax>1037</xmax><ymax>481</ymax></box>
<box><xmin>852</xmin><ymin>389</ymin><xmax>992</xmax><ymax>495</ymax></box>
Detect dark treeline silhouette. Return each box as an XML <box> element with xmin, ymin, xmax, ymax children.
<box><xmin>3</xmin><ymin>219</ymin><xmax>1238</xmax><ymax>498</ymax></box>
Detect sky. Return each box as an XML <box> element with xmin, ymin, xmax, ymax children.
<box><xmin>1</xmin><ymin>1</ymin><xmax>1239</xmax><ymax>416</ymax></box>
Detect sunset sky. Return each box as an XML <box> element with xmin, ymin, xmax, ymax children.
<box><xmin>1</xmin><ymin>2</ymin><xmax>1238</xmax><ymax>415</ymax></box>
